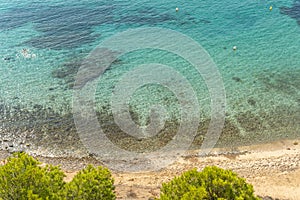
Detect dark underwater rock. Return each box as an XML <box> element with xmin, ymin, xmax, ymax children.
<box><xmin>3</xmin><ymin>56</ymin><xmax>15</xmax><ymax>61</ymax></box>
<box><xmin>0</xmin><ymin>100</ymin><xmax>87</xmax><ymax>157</ymax></box>
<box><xmin>0</xmin><ymin>3</ymin><xmax>113</xmax><ymax>50</ymax></box>
<box><xmin>26</xmin><ymin>32</ymin><xmax>101</xmax><ymax>50</ymax></box>
<box><xmin>280</xmin><ymin>0</ymin><xmax>300</xmax><ymax>25</ymax></box>
<box><xmin>232</xmin><ymin>76</ymin><xmax>242</xmax><ymax>82</ymax></box>
<box><xmin>0</xmin><ymin>2</ymin><xmax>177</xmax><ymax>50</ymax></box>
<box><xmin>247</xmin><ymin>98</ymin><xmax>256</xmax><ymax>106</ymax></box>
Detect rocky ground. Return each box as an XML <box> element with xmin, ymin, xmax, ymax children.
<box><xmin>1</xmin><ymin>139</ymin><xmax>300</xmax><ymax>200</ymax></box>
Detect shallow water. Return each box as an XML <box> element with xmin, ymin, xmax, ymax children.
<box><xmin>0</xmin><ymin>0</ymin><xmax>299</xmax><ymax>157</ymax></box>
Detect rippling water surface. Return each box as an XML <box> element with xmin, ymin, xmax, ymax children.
<box><xmin>0</xmin><ymin>0</ymin><xmax>299</xmax><ymax>157</ymax></box>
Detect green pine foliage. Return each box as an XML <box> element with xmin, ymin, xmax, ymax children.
<box><xmin>158</xmin><ymin>166</ymin><xmax>261</xmax><ymax>200</ymax></box>
<box><xmin>0</xmin><ymin>153</ymin><xmax>262</xmax><ymax>200</ymax></box>
<box><xmin>0</xmin><ymin>153</ymin><xmax>116</xmax><ymax>200</ymax></box>
<box><xmin>0</xmin><ymin>152</ymin><xmax>65</xmax><ymax>200</ymax></box>
<box><xmin>64</xmin><ymin>164</ymin><xmax>115</xmax><ymax>200</ymax></box>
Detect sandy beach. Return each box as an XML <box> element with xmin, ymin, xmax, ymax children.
<box><xmin>109</xmin><ymin>139</ymin><xmax>300</xmax><ymax>200</ymax></box>
<box><xmin>1</xmin><ymin>139</ymin><xmax>300</xmax><ymax>200</ymax></box>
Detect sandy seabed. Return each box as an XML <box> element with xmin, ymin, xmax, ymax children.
<box><xmin>1</xmin><ymin>139</ymin><xmax>300</xmax><ymax>200</ymax></box>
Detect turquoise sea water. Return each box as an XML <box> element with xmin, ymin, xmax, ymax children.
<box><xmin>0</xmin><ymin>0</ymin><xmax>299</xmax><ymax>157</ymax></box>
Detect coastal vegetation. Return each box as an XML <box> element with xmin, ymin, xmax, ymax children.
<box><xmin>0</xmin><ymin>153</ymin><xmax>115</xmax><ymax>200</ymax></box>
<box><xmin>0</xmin><ymin>153</ymin><xmax>262</xmax><ymax>199</ymax></box>
<box><xmin>158</xmin><ymin>166</ymin><xmax>260</xmax><ymax>200</ymax></box>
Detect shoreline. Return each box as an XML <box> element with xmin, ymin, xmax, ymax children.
<box><xmin>1</xmin><ymin>138</ymin><xmax>300</xmax><ymax>199</ymax></box>
<box><xmin>111</xmin><ymin>138</ymin><xmax>300</xmax><ymax>199</ymax></box>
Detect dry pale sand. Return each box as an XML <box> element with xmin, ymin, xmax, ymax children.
<box><xmin>108</xmin><ymin>139</ymin><xmax>300</xmax><ymax>200</ymax></box>
<box><xmin>1</xmin><ymin>139</ymin><xmax>300</xmax><ymax>200</ymax></box>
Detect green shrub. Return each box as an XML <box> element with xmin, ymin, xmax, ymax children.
<box><xmin>0</xmin><ymin>152</ymin><xmax>65</xmax><ymax>200</ymax></box>
<box><xmin>0</xmin><ymin>153</ymin><xmax>116</xmax><ymax>200</ymax></box>
<box><xmin>65</xmin><ymin>164</ymin><xmax>115</xmax><ymax>200</ymax></box>
<box><xmin>158</xmin><ymin>166</ymin><xmax>261</xmax><ymax>200</ymax></box>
